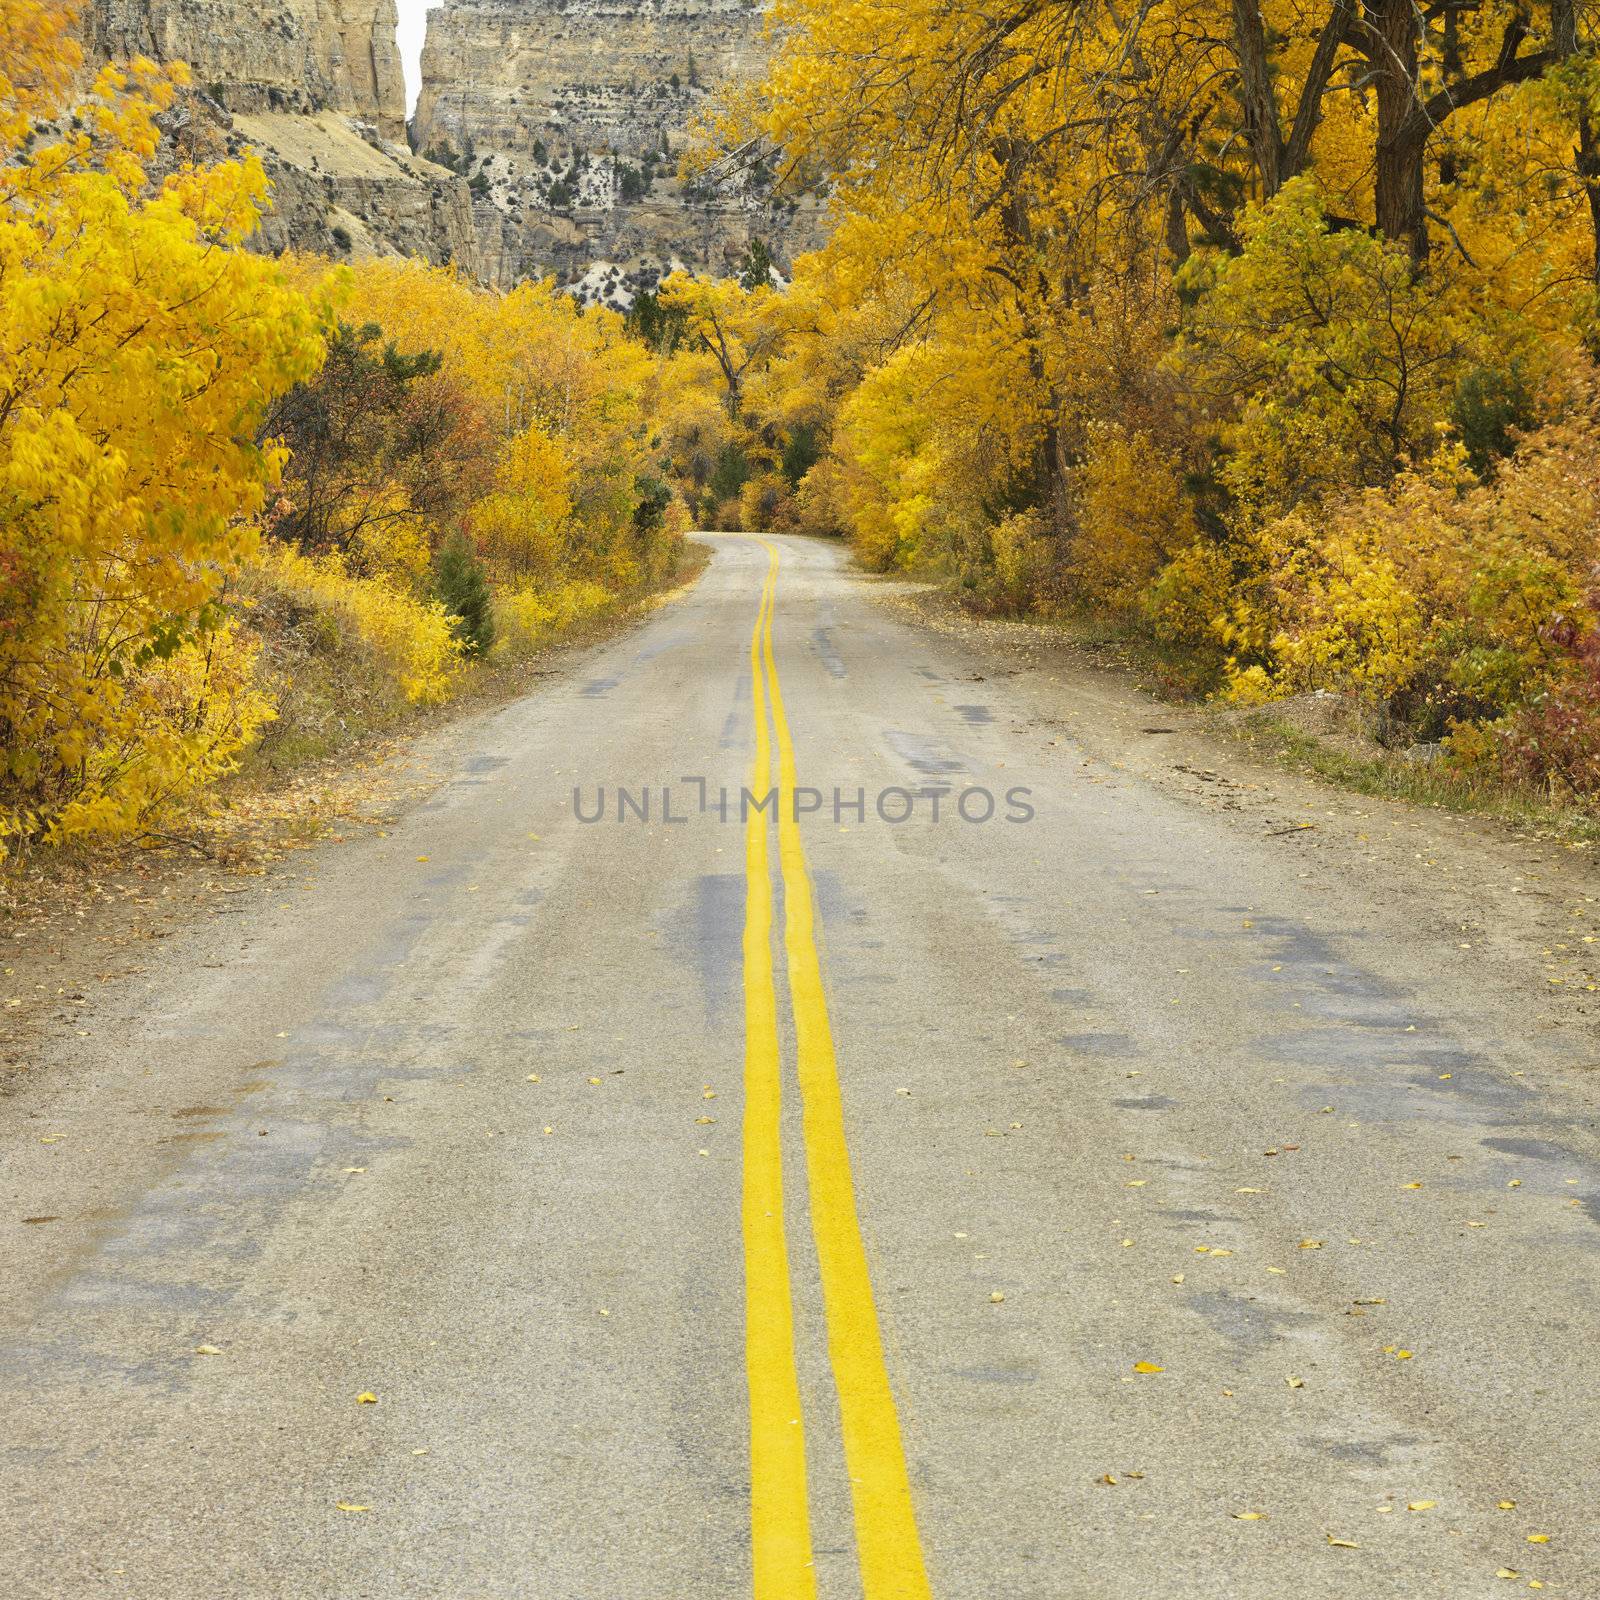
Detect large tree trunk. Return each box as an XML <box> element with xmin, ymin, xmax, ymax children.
<box><xmin>1231</xmin><ymin>0</ymin><xmax>1285</xmax><ymax>195</ymax></box>
<box><xmin>1370</xmin><ymin>0</ymin><xmax>1428</xmax><ymax>259</ymax></box>
<box><xmin>1579</xmin><ymin>116</ymin><xmax>1600</xmax><ymax>283</ymax></box>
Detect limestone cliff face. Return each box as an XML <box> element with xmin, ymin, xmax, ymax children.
<box><xmin>91</xmin><ymin>0</ymin><xmax>407</xmax><ymax>140</ymax></box>
<box><xmin>414</xmin><ymin>0</ymin><xmax>764</xmax><ymax>166</ymax></box>
<box><xmin>82</xmin><ymin>0</ymin><xmax>822</xmax><ymax>296</ymax></box>
<box><xmin>83</xmin><ymin>0</ymin><xmax>483</xmax><ymax>272</ymax></box>
<box><xmin>228</xmin><ymin>111</ymin><xmax>483</xmax><ymax>268</ymax></box>
<box><xmin>412</xmin><ymin>0</ymin><xmax>823</xmax><ymax>300</ymax></box>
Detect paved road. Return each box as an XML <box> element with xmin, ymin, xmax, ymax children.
<box><xmin>3</xmin><ymin>535</ymin><xmax>1599</xmax><ymax>1598</ymax></box>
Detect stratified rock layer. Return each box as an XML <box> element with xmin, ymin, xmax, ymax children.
<box><xmin>83</xmin><ymin>0</ymin><xmax>485</xmax><ymax>271</ymax></box>
<box><xmin>91</xmin><ymin>0</ymin><xmax>407</xmax><ymax>140</ymax></box>
<box><xmin>81</xmin><ymin>0</ymin><xmax>824</xmax><ymax>295</ymax></box>
<box><xmin>413</xmin><ymin>0</ymin><xmax>823</xmax><ymax>300</ymax></box>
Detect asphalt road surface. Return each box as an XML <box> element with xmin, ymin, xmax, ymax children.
<box><xmin>4</xmin><ymin>535</ymin><xmax>1599</xmax><ymax>1598</ymax></box>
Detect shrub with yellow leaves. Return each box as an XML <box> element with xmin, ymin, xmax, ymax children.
<box><xmin>738</xmin><ymin>472</ymin><xmax>791</xmax><ymax>532</ymax></box>
<box><xmin>1072</xmin><ymin>427</ymin><xmax>1199</xmax><ymax>611</ymax></box>
<box><xmin>495</xmin><ymin>580</ymin><xmax>616</xmax><ymax>654</ymax></box>
<box><xmin>0</xmin><ymin>0</ymin><xmax>323</xmax><ymax>852</ymax></box>
<box><xmin>49</xmin><ymin>618</ymin><xmax>276</xmax><ymax>843</ymax></box>
<box><xmin>256</xmin><ymin>545</ymin><xmax>461</xmax><ymax>707</ymax></box>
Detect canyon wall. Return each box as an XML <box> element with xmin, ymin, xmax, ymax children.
<box><xmin>412</xmin><ymin>0</ymin><xmax>823</xmax><ymax>301</ymax></box>
<box><xmin>82</xmin><ymin>0</ymin><xmax>485</xmax><ymax>272</ymax></box>
<box><xmin>90</xmin><ymin>0</ymin><xmax>408</xmax><ymax>140</ymax></box>
<box><xmin>82</xmin><ymin>0</ymin><xmax>822</xmax><ymax>298</ymax></box>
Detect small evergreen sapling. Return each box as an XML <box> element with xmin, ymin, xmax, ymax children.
<box><xmin>436</xmin><ymin>534</ymin><xmax>495</xmax><ymax>657</ymax></box>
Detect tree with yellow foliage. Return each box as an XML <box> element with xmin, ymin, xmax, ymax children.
<box><xmin>0</xmin><ymin>0</ymin><xmax>323</xmax><ymax>850</ymax></box>
<box><xmin>709</xmin><ymin>0</ymin><xmax>1600</xmax><ymax>790</ymax></box>
<box><xmin>657</xmin><ymin>270</ymin><xmax>784</xmax><ymax>418</ymax></box>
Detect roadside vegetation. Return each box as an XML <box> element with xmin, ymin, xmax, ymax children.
<box><xmin>0</xmin><ymin>1</ymin><xmax>733</xmax><ymax>862</ymax></box>
<box><xmin>14</xmin><ymin>0</ymin><xmax>1600</xmax><ymax>862</ymax></box>
<box><xmin>660</xmin><ymin>0</ymin><xmax>1600</xmax><ymax>813</ymax></box>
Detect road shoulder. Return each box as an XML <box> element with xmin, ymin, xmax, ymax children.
<box><xmin>869</xmin><ymin>577</ymin><xmax>1600</xmax><ymax>1059</ymax></box>
<box><xmin>0</xmin><ymin>550</ymin><xmax>712</xmax><ymax>1108</ymax></box>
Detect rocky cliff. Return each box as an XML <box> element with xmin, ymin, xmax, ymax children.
<box><xmin>83</xmin><ymin>0</ymin><xmax>822</xmax><ymax>297</ymax></box>
<box><xmin>412</xmin><ymin>0</ymin><xmax>823</xmax><ymax>301</ymax></box>
<box><xmin>90</xmin><ymin>0</ymin><xmax>408</xmax><ymax>140</ymax></box>
<box><xmin>84</xmin><ymin>0</ymin><xmax>486</xmax><ymax>273</ymax></box>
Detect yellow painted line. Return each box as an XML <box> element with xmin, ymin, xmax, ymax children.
<box><xmin>758</xmin><ymin>539</ymin><xmax>935</xmax><ymax>1600</ymax></box>
<box><xmin>741</xmin><ymin>545</ymin><xmax>818</xmax><ymax>1600</ymax></box>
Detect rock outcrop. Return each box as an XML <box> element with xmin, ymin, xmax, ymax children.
<box><xmin>90</xmin><ymin>0</ymin><xmax>408</xmax><ymax>140</ymax></box>
<box><xmin>83</xmin><ymin>0</ymin><xmax>486</xmax><ymax>271</ymax></box>
<box><xmin>81</xmin><ymin>0</ymin><xmax>823</xmax><ymax>296</ymax></box>
<box><xmin>412</xmin><ymin>0</ymin><xmax>823</xmax><ymax>301</ymax></box>
<box><xmin>227</xmin><ymin>111</ymin><xmax>483</xmax><ymax>267</ymax></box>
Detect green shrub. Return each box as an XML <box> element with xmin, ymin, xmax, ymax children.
<box><xmin>436</xmin><ymin>534</ymin><xmax>496</xmax><ymax>657</ymax></box>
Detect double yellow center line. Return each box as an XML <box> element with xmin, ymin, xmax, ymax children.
<box><xmin>740</xmin><ymin>539</ymin><xmax>933</xmax><ymax>1599</ymax></box>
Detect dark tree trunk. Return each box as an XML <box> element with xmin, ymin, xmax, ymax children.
<box><xmin>1232</xmin><ymin>0</ymin><xmax>1285</xmax><ymax>194</ymax></box>
<box><xmin>1370</xmin><ymin>0</ymin><xmax>1429</xmax><ymax>259</ymax></box>
<box><xmin>1580</xmin><ymin>116</ymin><xmax>1600</xmax><ymax>283</ymax></box>
<box><xmin>1438</xmin><ymin>12</ymin><xmax>1461</xmax><ymax>187</ymax></box>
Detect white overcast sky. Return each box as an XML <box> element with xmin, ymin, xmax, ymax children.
<box><xmin>395</xmin><ymin>0</ymin><xmax>443</xmax><ymax>116</ymax></box>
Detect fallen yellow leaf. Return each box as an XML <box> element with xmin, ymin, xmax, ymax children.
<box><xmin>1407</xmin><ymin>1500</ymin><xmax>1435</xmax><ymax>1512</ymax></box>
<box><xmin>356</xmin><ymin>1392</ymin><xmax>377</xmax><ymax>1405</ymax></box>
<box><xmin>336</xmin><ymin>1502</ymin><xmax>370</xmax><ymax>1513</ymax></box>
<box><xmin>1132</xmin><ymin>1361</ymin><xmax>1164</xmax><ymax>1374</ymax></box>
